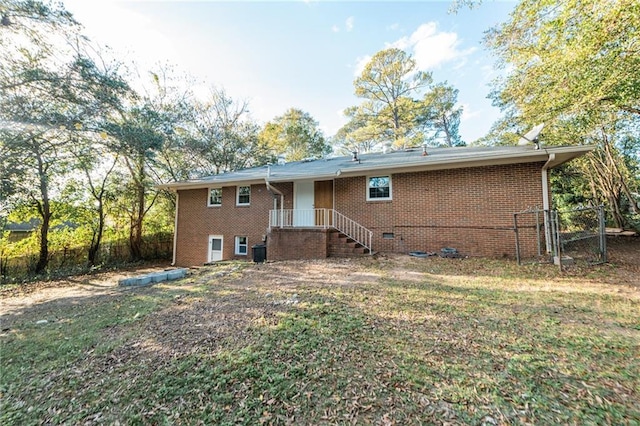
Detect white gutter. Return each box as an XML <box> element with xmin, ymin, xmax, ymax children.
<box><xmin>171</xmin><ymin>192</ymin><xmax>179</xmax><ymax>266</ymax></box>
<box><xmin>265</xmin><ymin>168</ymin><xmax>285</xmax><ymax>229</ymax></box>
<box><xmin>157</xmin><ymin>145</ymin><xmax>596</xmax><ymax>190</ymax></box>
<box><xmin>542</xmin><ymin>153</ymin><xmax>555</xmax><ymax>211</ymax></box>
<box><xmin>542</xmin><ymin>153</ymin><xmax>556</xmax><ymax>253</ymax></box>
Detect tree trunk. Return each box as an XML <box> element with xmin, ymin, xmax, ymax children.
<box><xmin>129</xmin><ymin>159</ymin><xmax>145</xmax><ymax>261</ymax></box>
<box><xmin>87</xmin><ymin>202</ymin><xmax>104</xmax><ymax>266</ymax></box>
<box><xmin>35</xmin><ymin>206</ymin><xmax>50</xmax><ymax>274</ymax></box>
<box><xmin>34</xmin><ymin>150</ymin><xmax>50</xmax><ymax>274</ymax></box>
<box><xmin>442</xmin><ymin>114</ymin><xmax>453</xmax><ymax>147</ymax></box>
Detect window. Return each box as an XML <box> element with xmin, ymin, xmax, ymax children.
<box><xmin>235</xmin><ymin>236</ymin><xmax>248</xmax><ymax>255</ymax></box>
<box><xmin>367</xmin><ymin>175</ymin><xmax>392</xmax><ymax>200</ymax></box>
<box><xmin>237</xmin><ymin>185</ymin><xmax>251</xmax><ymax>205</ymax></box>
<box><xmin>208</xmin><ymin>188</ymin><xmax>222</xmax><ymax>206</ymax></box>
<box><xmin>382</xmin><ymin>232</ymin><xmax>395</xmax><ymax>239</ymax></box>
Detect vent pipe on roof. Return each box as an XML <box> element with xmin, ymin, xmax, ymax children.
<box><xmin>422</xmin><ymin>144</ymin><xmax>428</xmax><ymax>156</ymax></box>
<box><xmin>351</xmin><ymin>150</ymin><xmax>360</xmax><ymax>163</ymax></box>
<box><xmin>277</xmin><ymin>154</ymin><xmax>286</xmax><ymax>165</ymax></box>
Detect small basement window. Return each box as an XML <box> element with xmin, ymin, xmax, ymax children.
<box><xmin>367</xmin><ymin>175</ymin><xmax>392</xmax><ymax>201</ymax></box>
<box><xmin>382</xmin><ymin>232</ymin><xmax>395</xmax><ymax>239</ymax></box>
<box><xmin>208</xmin><ymin>188</ymin><xmax>222</xmax><ymax>207</ymax></box>
<box><xmin>236</xmin><ymin>185</ymin><xmax>251</xmax><ymax>206</ymax></box>
<box><xmin>235</xmin><ymin>236</ymin><xmax>248</xmax><ymax>255</ymax></box>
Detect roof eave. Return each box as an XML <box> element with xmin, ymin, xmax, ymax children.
<box><xmin>157</xmin><ymin>177</ymin><xmax>268</xmax><ymax>192</ymax></box>
<box><xmin>334</xmin><ymin>145</ymin><xmax>596</xmax><ymax>177</ymax></box>
<box><xmin>156</xmin><ymin>145</ymin><xmax>596</xmax><ymax>190</ymax></box>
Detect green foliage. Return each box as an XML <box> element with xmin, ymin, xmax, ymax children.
<box><xmin>487</xmin><ymin>0</ymin><xmax>639</xmax><ymax>124</ymax></box>
<box><xmin>486</xmin><ymin>0</ymin><xmax>640</xmax><ymax>227</ymax></box>
<box><xmin>259</xmin><ymin>108</ymin><xmax>331</xmax><ymax>162</ymax></box>
<box><xmin>343</xmin><ymin>48</ymin><xmax>432</xmax><ymax>151</ymax></box>
<box><xmin>338</xmin><ymin>48</ymin><xmax>464</xmax><ymax>152</ymax></box>
<box><xmin>421</xmin><ymin>82</ymin><xmax>465</xmax><ymax>147</ymax></box>
<box><xmin>179</xmin><ymin>87</ymin><xmax>269</xmax><ymax>175</ymax></box>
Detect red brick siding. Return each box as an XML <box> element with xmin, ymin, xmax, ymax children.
<box><xmin>334</xmin><ymin>163</ymin><xmax>545</xmax><ymax>257</ymax></box>
<box><xmin>174</xmin><ymin>163</ymin><xmax>547</xmax><ymax>264</ymax></box>
<box><xmin>267</xmin><ymin>228</ymin><xmax>329</xmax><ymax>260</ymax></box>
<box><xmin>175</xmin><ymin>184</ymin><xmax>280</xmax><ymax>266</ymax></box>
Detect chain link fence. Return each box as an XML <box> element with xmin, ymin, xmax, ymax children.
<box><xmin>514</xmin><ymin>205</ymin><xmax>606</xmax><ymax>267</ymax></box>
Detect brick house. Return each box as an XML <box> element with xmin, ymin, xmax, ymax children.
<box><xmin>159</xmin><ymin>145</ymin><xmax>593</xmax><ymax>266</ymax></box>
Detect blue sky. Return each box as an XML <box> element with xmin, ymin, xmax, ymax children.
<box><xmin>62</xmin><ymin>0</ymin><xmax>516</xmax><ymax>143</ymax></box>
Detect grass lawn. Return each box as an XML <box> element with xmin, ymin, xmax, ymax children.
<box><xmin>1</xmin><ymin>250</ymin><xmax>639</xmax><ymax>425</ymax></box>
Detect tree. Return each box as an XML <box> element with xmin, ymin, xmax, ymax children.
<box><xmin>487</xmin><ymin>0</ymin><xmax>639</xmax><ymax>123</ymax></box>
<box><xmin>420</xmin><ymin>83</ymin><xmax>464</xmax><ymax>147</ymax></box>
<box><xmin>104</xmin><ymin>100</ymin><xmax>166</xmax><ymax>261</ymax></box>
<box><xmin>183</xmin><ymin>87</ymin><xmax>268</xmax><ymax>175</ymax></box>
<box><xmin>341</xmin><ymin>48</ymin><xmax>433</xmax><ymax>151</ymax></box>
<box><xmin>1</xmin><ymin>0</ymin><xmax>130</xmax><ymax>273</ymax></box>
<box><xmin>69</xmin><ymin>135</ymin><xmax>119</xmax><ymax>266</ymax></box>
<box><xmin>486</xmin><ymin>0</ymin><xmax>639</xmax><ymax>228</ymax></box>
<box><xmin>259</xmin><ymin>108</ymin><xmax>331</xmax><ymax>162</ymax></box>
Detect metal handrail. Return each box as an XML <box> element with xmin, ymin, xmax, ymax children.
<box><xmin>331</xmin><ymin>209</ymin><xmax>373</xmax><ymax>254</ymax></box>
<box><xmin>269</xmin><ymin>208</ymin><xmax>373</xmax><ymax>254</ymax></box>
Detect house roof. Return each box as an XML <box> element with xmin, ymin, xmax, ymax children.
<box><xmin>4</xmin><ymin>219</ymin><xmax>40</xmax><ymax>232</ymax></box>
<box><xmin>3</xmin><ymin>219</ymin><xmax>79</xmax><ymax>232</ymax></box>
<box><xmin>158</xmin><ymin>144</ymin><xmax>595</xmax><ymax>191</ymax></box>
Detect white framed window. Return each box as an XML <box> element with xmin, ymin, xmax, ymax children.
<box><xmin>236</xmin><ymin>185</ymin><xmax>251</xmax><ymax>206</ymax></box>
<box><xmin>235</xmin><ymin>236</ymin><xmax>248</xmax><ymax>255</ymax></box>
<box><xmin>367</xmin><ymin>175</ymin><xmax>392</xmax><ymax>201</ymax></box>
<box><xmin>208</xmin><ymin>188</ymin><xmax>222</xmax><ymax>207</ymax></box>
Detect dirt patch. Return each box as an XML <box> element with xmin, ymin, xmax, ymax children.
<box><xmin>0</xmin><ymin>262</ymin><xmax>172</xmax><ymax>317</ymax></box>
<box><xmin>2</xmin><ymin>237</ymin><xmax>638</xmax><ymax>319</ymax></box>
<box><xmin>2</xmin><ymin>249</ymin><xmax>639</xmax><ymax>425</ymax></box>
<box><xmin>606</xmin><ymin>236</ymin><xmax>640</xmax><ymax>271</ymax></box>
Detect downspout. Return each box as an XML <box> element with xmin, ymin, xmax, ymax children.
<box><xmin>265</xmin><ymin>166</ymin><xmax>285</xmax><ymax>228</ymax></box>
<box><xmin>542</xmin><ymin>153</ymin><xmax>555</xmax><ymax>253</ymax></box>
<box><xmin>542</xmin><ymin>153</ymin><xmax>555</xmax><ymax>211</ymax></box>
<box><xmin>172</xmin><ymin>191</ymin><xmax>179</xmax><ymax>266</ymax></box>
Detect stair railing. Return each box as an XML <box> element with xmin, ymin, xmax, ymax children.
<box><xmin>269</xmin><ymin>208</ymin><xmax>374</xmax><ymax>254</ymax></box>
<box><xmin>331</xmin><ymin>210</ymin><xmax>373</xmax><ymax>254</ymax></box>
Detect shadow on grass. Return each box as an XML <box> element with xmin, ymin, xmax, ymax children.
<box><xmin>1</xmin><ymin>259</ymin><xmax>639</xmax><ymax>425</ymax></box>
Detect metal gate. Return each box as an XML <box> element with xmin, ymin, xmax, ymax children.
<box><xmin>514</xmin><ymin>206</ymin><xmax>607</xmax><ymax>267</ymax></box>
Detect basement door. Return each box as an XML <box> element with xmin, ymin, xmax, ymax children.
<box><xmin>293</xmin><ymin>181</ymin><xmax>315</xmax><ymax>226</ymax></box>
<box><xmin>208</xmin><ymin>235</ymin><xmax>223</xmax><ymax>262</ymax></box>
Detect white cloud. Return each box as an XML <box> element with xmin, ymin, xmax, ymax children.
<box><xmin>331</xmin><ymin>24</ymin><xmax>340</xmax><ymax>33</ymax></box>
<box><xmin>345</xmin><ymin>16</ymin><xmax>354</xmax><ymax>32</ymax></box>
<box><xmin>460</xmin><ymin>103</ymin><xmax>481</xmax><ymax>122</ymax></box>
<box><xmin>389</xmin><ymin>22</ymin><xmax>475</xmax><ymax>70</ymax></box>
<box><xmin>353</xmin><ymin>55</ymin><xmax>371</xmax><ymax>77</ymax></box>
<box><xmin>387</xmin><ymin>23</ymin><xmax>400</xmax><ymax>31</ymax></box>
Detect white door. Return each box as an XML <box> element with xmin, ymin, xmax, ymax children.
<box><xmin>294</xmin><ymin>181</ymin><xmax>315</xmax><ymax>226</ymax></box>
<box><xmin>208</xmin><ymin>235</ymin><xmax>223</xmax><ymax>262</ymax></box>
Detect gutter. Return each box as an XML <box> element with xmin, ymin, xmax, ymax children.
<box><xmin>541</xmin><ymin>152</ymin><xmax>556</xmax><ymax>212</ymax></box>
<box><xmin>171</xmin><ymin>192</ymin><xmax>179</xmax><ymax>266</ymax></box>
<box><xmin>265</xmin><ymin>166</ymin><xmax>285</xmax><ymax>229</ymax></box>
<box><xmin>157</xmin><ymin>145</ymin><xmax>596</xmax><ymax>190</ymax></box>
<box><xmin>541</xmin><ymin>152</ymin><xmax>556</xmax><ymax>253</ymax></box>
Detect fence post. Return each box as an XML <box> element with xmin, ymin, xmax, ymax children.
<box><xmin>535</xmin><ymin>209</ymin><xmax>542</xmax><ymax>256</ymax></box>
